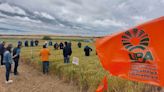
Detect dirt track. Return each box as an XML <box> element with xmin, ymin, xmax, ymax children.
<box><xmin>0</xmin><ymin>62</ymin><xmax>78</xmax><ymax>92</ymax></box>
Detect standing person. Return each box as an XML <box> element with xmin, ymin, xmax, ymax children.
<box><xmin>24</xmin><ymin>40</ymin><xmax>29</xmax><ymax>47</ymax></box>
<box><xmin>30</xmin><ymin>40</ymin><xmax>34</xmax><ymax>47</ymax></box>
<box><xmin>54</xmin><ymin>42</ymin><xmax>59</xmax><ymax>50</ymax></box>
<box><xmin>39</xmin><ymin>45</ymin><xmax>51</xmax><ymax>74</ymax></box>
<box><xmin>63</xmin><ymin>42</ymin><xmax>72</xmax><ymax>63</ymax></box>
<box><xmin>59</xmin><ymin>42</ymin><xmax>64</xmax><ymax>49</ymax></box>
<box><xmin>44</xmin><ymin>41</ymin><xmax>48</xmax><ymax>48</ymax></box>
<box><xmin>0</xmin><ymin>41</ymin><xmax>5</xmax><ymax>65</ymax></box>
<box><xmin>3</xmin><ymin>44</ymin><xmax>13</xmax><ymax>84</ymax></box>
<box><xmin>84</xmin><ymin>46</ymin><xmax>92</xmax><ymax>56</ymax></box>
<box><xmin>49</xmin><ymin>40</ymin><xmax>53</xmax><ymax>46</ymax></box>
<box><xmin>35</xmin><ymin>40</ymin><xmax>39</xmax><ymax>46</ymax></box>
<box><xmin>12</xmin><ymin>44</ymin><xmax>21</xmax><ymax>75</ymax></box>
<box><xmin>18</xmin><ymin>41</ymin><xmax>22</xmax><ymax>46</ymax></box>
<box><xmin>78</xmin><ymin>42</ymin><xmax>82</xmax><ymax>48</ymax></box>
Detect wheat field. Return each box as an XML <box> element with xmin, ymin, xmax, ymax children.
<box><xmin>1</xmin><ymin>37</ymin><xmax>162</xmax><ymax>92</ymax></box>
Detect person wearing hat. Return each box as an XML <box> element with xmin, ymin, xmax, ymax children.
<box><xmin>12</xmin><ymin>44</ymin><xmax>21</xmax><ymax>75</ymax></box>
<box><xmin>3</xmin><ymin>44</ymin><xmax>13</xmax><ymax>84</ymax></box>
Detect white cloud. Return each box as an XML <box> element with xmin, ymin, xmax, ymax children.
<box><xmin>93</xmin><ymin>19</ymin><xmax>127</xmax><ymax>27</ymax></box>
<box><xmin>40</xmin><ymin>12</ymin><xmax>55</xmax><ymax>20</ymax></box>
<box><xmin>34</xmin><ymin>11</ymin><xmax>55</xmax><ymax>20</ymax></box>
<box><xmin>161</xmin><ymin>0</ymin><xmax>164</xmax><ymax>3</ymax></box>
<box><xmin>15</xmin><ymin>16</ymin><xmax>41</xmax><ymax>23</ymax></box>
<box><xmin>131</xmin><ymin>16</ymin><xmax>147</xmax><ymax>24</ymax></box>
<box><xmin>0</xmin><ymin>3</ymin><xmax>26</xmax><ymax>15</ymax></box>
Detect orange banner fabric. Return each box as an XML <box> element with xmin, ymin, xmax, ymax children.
<box><xmin>96</xmin><ymin>76</ymin><xmax>108</xmax><ymax>92</ymax></box>
<box><xmin>96</xmin><ymin>16</ymin><xmax>164</xmax><ymax>86</ymax></box>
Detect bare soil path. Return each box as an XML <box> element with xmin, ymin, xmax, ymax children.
<box><xmin>0</xmin><ymin>62</ymin><xmax>78</xmax><ymax>92</ymax></box>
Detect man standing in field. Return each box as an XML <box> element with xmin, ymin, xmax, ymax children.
<box><xmin>13</xmin><ymin>44</ymin><xmax>21</xmax><ymax>75</ymax></box>
<box><xmin>63</xmin><ymin>42</ymin><xmax>72</xmax><ymax>63</ymax></box>
<box><xmin>59</xmin><ymin>42</ymin><xmax>64</xmax><ymax>49</ymax></box>
<box><xmin>54</xmin><ymin>42</ymin><xmax>59</xmax><ymax>50</ymax></box>
<box><xmin>24</xmin><ymin>40</ymin><xmax>29</xmax><ymax>47</ymax></box>
<box><xmin>78</xmin><ymin>42</ymin><xmax>82</xmax><ymax>48</ymax></box>
<box><xmin>0</xmin><ymin>41</ymin><xmax>5</xmax><ymax>65</ymax></box>
<box><xmin>39</xmin><ymin>45</ymin><xmax>51</xmax><ymax>74</ymax></box>
<box><xmin>84</xmin><ymin>46</ymin><xmax>92</xmax><ymax>56</ymax></box>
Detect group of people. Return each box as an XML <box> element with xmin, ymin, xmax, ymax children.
<box><xmin>23</xmin><ymin>40</ymin><xmax>39</xmax><ymax>47</ymax></box>
<box><xmin>40</xmin><ymin>41</ymin><xmax>93</xmax><ymax>74</ymax></box>
<box><xmin>0</xmin><ymin>41</ymin><xmax>21</xmax><ymax>84</ymax></box>
<box><xmin>40</xmin><ymin>41</ymin><xmax>72</xmax><ymax>74</ymax></box>
<box><xmin>0</xmin><ymin>40</ymin><xmax>93</xmax><ymax>84</ymax></box>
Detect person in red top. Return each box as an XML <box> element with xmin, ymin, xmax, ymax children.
<box><xmin>39</xmin><ymin>45</ymin><xmax>50</xmax><ymax>74</ymax></box>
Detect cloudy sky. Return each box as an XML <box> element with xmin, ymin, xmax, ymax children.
<box><xmin>0</xmin><ymin>0</ymin><xmax>163</xmax><ymax>36</ymax></box>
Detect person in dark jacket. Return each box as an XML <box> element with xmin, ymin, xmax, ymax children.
<box><xmin>54</xmin><ymin>42</ymin><xmax>59</xmax><ymax>50</ymax></box>
<box><xmin>24</xmin><ymin>40</ymin><xmax>29</xmax><ymax>47</ymax></box>
<box><xmin>30</xmin><ymin>40</ymin><xmax>34</xmax><ymax>47</ymax></box>
<box><xmin>59</xmin><ymin>42</ymin><xmax>64</xmax><ymax>49</ymax></box>
<box><xmin>12</xmin><ymin>44</ymin><xmax>21</xmax><ymax>75</ymax></box>
<box><xmin>3</xmin><ymin>44</ymin><xmax>13</xmax><ymax>84</ymax></box>
<box><xmin>49</xmin><ymin>40</ymin><xmax>53</xmax><ymax>46</ymax></box>
<box><xmin>84</xmin><ymin>46</ymin><xmax>92</xmax><ymax>56</ymax></box>
<box><xmin>35</xmin><ymin>40</ymin><xmax>39</xmax><ymax>46</ymax></box>
<box><xmin>18</xmin><ymin>41</ymin><xmax>22</xmax><ymax>46</ymax></box>
<box><xmin>78</xmin><ymin>42</ymin><xmax>82</xmax><ymax>48</ymax></box>
<box><xmin>0</xmin><ymin>41</ymin><xmax>5</xmax><ymax>65</ymax></box>
<box><xmin>63</xmin><ymin>42</ymin><xmax>72</xmax><ymax>63</ymax></box>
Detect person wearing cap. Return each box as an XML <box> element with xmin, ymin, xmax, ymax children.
<box><xmin>39</xmin><ymin>45</ymin><xmax>51</xmax><ymax>74</ymax></box>
<box><xmin>12</xmin><ymin>44</ymin><xmax>21</xmax><ymax>75</ymax></box>
<box><xmin>44</xmin><ymin>41</ymin><xmax>48</xmax><ymax>48</ymax></box>
<box><xmin>0</xmin><ymin>41</ymin><xmax>5</xmax><ymax>65</ymax></box>
<box><xmin>3</xmin><ymin>44</ymin><xmax>13</xmax><ymax>84</ymax></box>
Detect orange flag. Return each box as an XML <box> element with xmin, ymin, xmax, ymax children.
<box><xmin>96</xmin><ymin>16</ymin><xmax>164</xmax><ymax>86</ymax></box>
<box><xmin>96</xmin><ymin>76</ymin><xmax>108</xmax><ymax>92</ymax></box>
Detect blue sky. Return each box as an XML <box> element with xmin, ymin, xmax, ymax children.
<box><xmin>0</xmin><ymin>0</ymin><xmax>163</xmax><ymax>36</ymax></box>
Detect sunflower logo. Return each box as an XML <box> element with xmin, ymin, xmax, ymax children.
<box><xmin>122</xmin><ymin>28</ymin><xmax>149</xmax><ymax>51</ymax></box>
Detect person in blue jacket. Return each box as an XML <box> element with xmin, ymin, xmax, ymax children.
<box><xmin>3</xmin><ymin>44</ymin><xmax>13</xmax><ymax>84</ymax></box>
<box><xmin>63</xmin><ymin>42</ymin><xmax>72</xmax><ymax>63</ymax></box>
<box><xmin>13</xmin><ymin>44</ymin><xmax>21</xmax><ymax>75</ymax></box>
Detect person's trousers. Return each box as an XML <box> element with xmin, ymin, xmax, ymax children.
<box><xmin>14</xmin><ymin>58</ymin><xmax>19</xmax><ymax>75</ymax></box>
<box><xmin>42</xmin><ymin>61</ymin><xmax>49</xmax><ymax>74</ymax></box>
<box><xmin>1</xmin><ymin>54</ymin><xmax>4</xmax><ymax>65</ymax></box>
<box><xmin>64</xmin><ymin>56</ymin><xmax>70</xmax><ymax>63</ymax></box>
<box><xmin>5</xmin><ymin>62</ymin><xmax>11</xmax><ymax>81</ymax></box>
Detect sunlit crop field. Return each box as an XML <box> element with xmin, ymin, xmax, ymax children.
<box><xmin>1</xmin><ymin>37</ymin><xmax>161</xmax><ymax>92</ymax></box>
